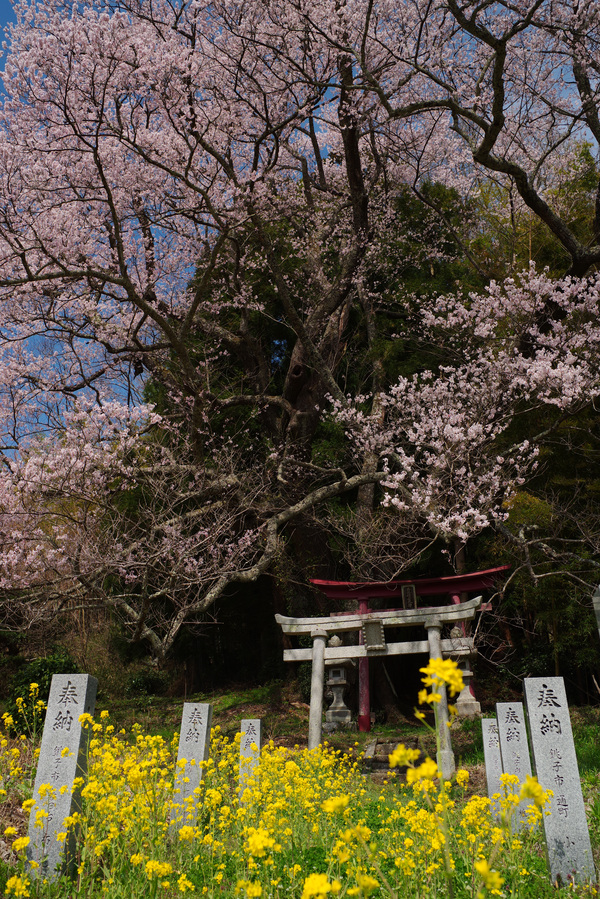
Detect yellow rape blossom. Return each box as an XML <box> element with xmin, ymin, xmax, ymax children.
<box><xmin>5</xmin><ymin>875</ymin><xmax>30</xmax><ymax>898</ymax></box>
<box><xmin>177</xmin><ymin>874</ymin><xmax>195</xmax><ymax>893</ymax></box>
<box><xmin>245</xmin><ymin>827</ymin><xmax>275</xmax><ymax>857</ymax></box>
<box><xmin>301</xmin><ymin>873</ymin><xmax>342</xmax><ymax>899</ymax></box>
<box><xmin>406</xmin><ymin>757</ymin><xmax>439</xmax><ymax>784</ymax></box>
<box><xmin>321</xmin><ymin>794</ymin><xmax>349</xmax><ymax>814</ymax></box>
<box><xmin>0</xmin><ymin>671</ymin><xmax>555</xmax><ymax>899</ymax></box>
<box><xmin>519</xmin><ymin>774</ymin><xmax>549</xmax><ymax>808</ymax></box>
<box><xmin>455</xmin><ymin>769</ymin><xmax>469</xmax><ymax>787</ymax></box>
<box><xmin>12</xmin><ymin>836</ymin><xmax>29</xmax><ymax>853</ymax></box>
<box><xmin>237</xmin><ymin>880</ymin><xmax>262</xmax><ymax>897</ymax></box>
<box><xmin>178</xmin><ymin>825</ymin><xmax>196</xmax><ymax>842</ymax></box>
<box><xmin>36</xmin><ymin>783</ymin><xmax>55</xmax><ymax>799</ymax></box>
<box><xmin>475</xmin><ymin>858</ymin><xmax>504</xmax><ymax>894</ymax></box>
<box><xmin>145</xmin><ymin>860</ymin><xmax>173</xmax><ymax>879</ymax></box>
<box><xmin>389</xmin><ymin>744</ymin><xmax>420</xmax><ymax>768</ymax></box>
<box><xmin>348</xmin><ymin>874</ymin><xmax>379</xmax><ymax>897</ymax></box>
<box><xmin>420</xmin><ymin>658</ymin><xmax>464</xmax><ymax>696</ymax></box>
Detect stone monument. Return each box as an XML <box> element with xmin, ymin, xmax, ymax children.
<box><xmin>481</xmin><ymin>719</ymin><xmax>503</xmax><ymax>819</ymax></box>
<box><xmin>496</xmin><ymin>701</ymin><xmax>532</xmax><ymax>831</ymax></box>
<box><xmin>523</xmin><ymin>677</ymin><xmax>595</xmax><ymax>884</ymax></box>
<box><xmin>239</xmin><ymin>719</ymin><xmax>262</xmax><ymax>802</ymax></box>
<box><xmin>27</xmin><ymin>674</ymin><xmax>97</xmax><ymax>880</ymax></box>
<box><xmin>171</xmin><ymin>703</ymin><xmax>212</xmax><ymax>827</ymax></box>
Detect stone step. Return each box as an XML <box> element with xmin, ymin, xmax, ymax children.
<box><xmin>361</xmin><ymin>736</ymin><xmax>421</xmax><ymax>773</ymax></box>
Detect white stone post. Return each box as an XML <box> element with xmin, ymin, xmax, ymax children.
<box><xmin>171</xmin><ymin>703</ymin><xmax>212</xmax><ymax>828</ymax></box>
<box><xmin>523</xmin><ymin>677</ymin><xmax>595</xmax><ymax>883</ymax></box>
<box><xmin>239</xmin><ymin>719</ymin><xmax>262</xmax><ymax>803</ymax></box>
<box><xmin>482</xmin><ymin>719</ymin><xmax>503</xmax><ymax>819</ymax></box>
<box><xmin>308</xmin><ymin>628</ymin><xmax>328</xmax><ymax>750</ymax></box>
<box><xmin>426</xmin><ymin>621</ymin><xmax>455</xmax><ymax>780</ymax></box>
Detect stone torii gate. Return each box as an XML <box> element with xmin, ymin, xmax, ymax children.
<box><xmin>275</xmin><ymin>595</ymin><xmax>483</xmax><ymax>778</ymax></box>
<box><xmin>311</xmin><ymin>566</ymin><xmax>509</xmax><ymax>732</ymax></box>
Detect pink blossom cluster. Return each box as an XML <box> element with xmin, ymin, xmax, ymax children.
<box><xmin>333</xmin><ymin>266</ymin><xmax>600</xmax><ymax>541</ymax></box>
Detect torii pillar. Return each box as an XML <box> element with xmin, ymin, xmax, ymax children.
<box><xmin>357</xmin><ymin>598</ymin><xmax>370</xmax><ymax>732</ymax></box>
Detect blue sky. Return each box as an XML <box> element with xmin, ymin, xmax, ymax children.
<box><xmin>0</xmin><ymin>0</ymin><xmax>13</xmax><ymax>27</ymax></box>
<box><xmin>0</xmin><ymin>1</ymin><xmax>16</xmax><ymax>73</ymax></box>
<box><xmin>0</xmin><ymin>0</ymin><xmax>14</xmax><ymax>44</ymax></box>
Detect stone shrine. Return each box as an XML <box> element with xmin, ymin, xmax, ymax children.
<box><xmin>276</xmin><ymin>594</ymin><xmax>486</xmax><ymax>778</ymax></box>
<box><xmin>309</xmin><ymin>567</ymin><xmax>507</xmax><ymax>731</ymax></box>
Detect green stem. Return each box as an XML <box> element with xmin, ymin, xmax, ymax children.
<box><xmin>357</xmin><ymin>834</ymin><xmax>397</xmax><ymax>899</ymax></box>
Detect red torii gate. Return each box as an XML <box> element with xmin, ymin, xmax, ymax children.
<box><xmin>310</xmin><ymin>566</ymin><xmax>509</xmax><ymax>732</ymax></box>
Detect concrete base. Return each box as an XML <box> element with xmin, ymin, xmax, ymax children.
<box><xmin>455</xmin><ymin>697</ymin><xmax>481</xmax><ymax>716</ymax></box>
<box><xmin>325</xmin><ymin>709</ymin><xmax>352</xmax><ymax>724</ymax></box>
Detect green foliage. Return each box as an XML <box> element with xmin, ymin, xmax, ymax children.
<box><xmin>124</xmin><ymin>667</ymin><xmax>169</xmax><ymax>698</ymax></box>
<box><xmin>296</xmin><ymin>663</ymin><xmax>312</xmax><ymax>704</ymax></box>
<box><xmin>0</xmin><ymin>860</ymin><xmax>9</xmax><ymax>896</ymax></box>
<box><xmin>572</xmin><ymin>708</ymin><xmax>600</xmax><ymax>774</ymax></box>
<box><xmin>452</xmin><ymin>715</ymin><xmax>485</xmax><ymax>766</ymax></box>
<box><xmin>504</xmin><ymin>492</ymin><xmax>555</xmax><ymax>532</ymax></box>
<box><xmin>8</xmin><ymin>648</ymin><xmax>77</xmax><ymax>708</ymax></box>
<box><xmin>286</xmin><ymin>845</ymin><xmax>328</xmax><ymax>875</ymax></box>
<box><xmin>5</xmin><ymin>648</ymin><xmax>77</xmax><ymax>735</ymax></box>
<box><xmin>310</xmin><ymin>420</ymin><xmax>348</xmax><ymax>468</ymax></box>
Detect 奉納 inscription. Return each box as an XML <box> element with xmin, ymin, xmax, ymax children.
<box><xmin>481</xmin><ymin>719</ymin><xmax>503</xmax><ymax>819</ymax></box>
<box><xmin>496</xmin><ymin>702</ymin><xmax>532</xmax><ymax>831</ymax></box>
<box><xmin>239</xmin><ymin>719</ymin><xmax>262</xmax><ymax>802</ymax></box>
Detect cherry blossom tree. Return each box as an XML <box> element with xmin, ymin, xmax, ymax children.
<box><xmin>0</xmin><ymin>0</ymin><xmax>600</xmax><ymax>660</ymax></box>
<box><xmin>0</xmin><ymin>0</ymin><xmax>402</xmax><ymax>657</ymax></box>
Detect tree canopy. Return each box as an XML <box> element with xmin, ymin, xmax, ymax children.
<box><xmin>1</xmin><ymin>0</ymin><xmax>600</xmax><ymax>664</ymax></box>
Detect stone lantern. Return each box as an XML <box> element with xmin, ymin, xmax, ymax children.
<box><xmin>324</xmin><ymin>635</ymin><xmax>354</xmax><ymax>729</ymax></box>
<box><xmin>449</xmin><ymin>626</ymin><xmax>481</xmax><ymax>716</ymax></box>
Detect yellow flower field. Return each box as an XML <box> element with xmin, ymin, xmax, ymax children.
<box><xmin>0</xmin><ymin>678</ymin><xmax>595</xmax><ymax>899</ymax></box>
